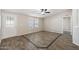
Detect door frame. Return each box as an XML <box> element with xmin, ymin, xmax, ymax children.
<box><xmin>62</xmin><ymin>16</ymin><xmax>72</xmax><ymax>35</ymax></box>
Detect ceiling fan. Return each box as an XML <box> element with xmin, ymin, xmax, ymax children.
<box><xmin>40</xmin><ymin>9</ymin><xmax>50</xmax><ymax>15</ymax></box>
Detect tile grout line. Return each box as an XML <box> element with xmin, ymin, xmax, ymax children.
<box><xmin>23</xmin><ymin>36</ymin><xmax>39</xmax><ymax>48</ymax></box>
<box><xmin>23</xmin><ymin>34</ymin><xmax>62</xmax><ymax>50</ymax></box>
<box><xmin>47</xmin><ymin>34</ymin><xmax>62</xmax><ymax>48</ymax></box>
<box><xmin>23</xmin><ymin>36</ymin><xmax>48</xmax><ymax>49</ymax></box>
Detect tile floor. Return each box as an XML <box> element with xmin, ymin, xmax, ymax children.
<box><xmin>0</xmin><ymin>31</ymin><xmax>79</xmax><ymax>50</ymax></box>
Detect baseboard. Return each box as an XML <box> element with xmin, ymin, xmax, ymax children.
<box><xmin>0</xmin><ymin>31</ymin><xmax>43</xmax><ymax>40</ymax></box>
<box><xmin>73</xmin><ymin>41</ymin><xmax>79</xmax><ymax>46</ymax></box>
<box><xmin>0</xmin><ymin>31</ymin><xmax>62</xmax><ymax>40</ymax></box>
<box><xmin>44</xmin><ymin>30</ymin><xmax>63</xmax><ymax>34</ymax></box>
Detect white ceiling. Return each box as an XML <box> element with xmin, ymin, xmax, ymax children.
<box><xmin>3</xmin><ymin>9</ymin><xmax>70</xmax><ymax>18</ymax></box>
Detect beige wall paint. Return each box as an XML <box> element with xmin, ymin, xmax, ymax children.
<box><xmin>1</xmin><ymin>12</ymin><xmax>44</xmax><ymax>39</ymax></box>
<box><xmin>44</xmin><ymin>10</ymin><xmax>72</xmax><ymax>33</ymax></box>
<box><xmin>17</xmin><ymin>15</ymin><xmax>28</xmax><ymax>35</ymax></box>
<box><xmin>17</xmin><ymin>15</ymin><xmax>43</xmax><ymax>35</ymax></box>
<box><xmin>1</xmin><ymin>10</ymin><xmax>72</xmax><ymax>39</ymax></box>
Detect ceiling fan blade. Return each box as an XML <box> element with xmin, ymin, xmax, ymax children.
<box><xmin>40</xmin><ymin>9</ymin><xmax>44</xmax><ymax>12</ymax></box>
<box><xmin>45</xmin><ymin>12</ymin><xmax>50</xmax><ymax>13</ymax></box>
<box><xmin>45</xmin><ymin>9</ymin><xmax>47</xmax><ymax>11</ymax></box>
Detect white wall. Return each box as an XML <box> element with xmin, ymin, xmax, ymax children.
<box><xmin>44</xmin><ymin>10</ymin><xmax>72</xmax><ymax>34</ymax></box>
<box><xmin>1</xmin><ymin>10</ymin><xmax>72</xmax><ymax>39</ymax></box>
<box><xmin>17</xmin><ymin>15</ymin><xmax>43</xmax><ymax>35</ymax></box>
<box><xmin>72</xmin><ymin>9</ymin><xmax>79</xmax><ymax>46</ymax></box>
<box><xmin>1</xmin><ymin>12</ymin><xmax>43</xmax><ymax>39</ymax></box>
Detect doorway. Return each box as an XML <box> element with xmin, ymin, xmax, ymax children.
<box><xmin>63</xmin><ymin>17</ymin><xmax>71</xmax><ymax>35</ymax></box>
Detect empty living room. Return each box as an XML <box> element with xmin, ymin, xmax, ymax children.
<box><xmin>0</xmin><ymin>9</ymin><xmax>79</xmax><ymax>50</ymax></box>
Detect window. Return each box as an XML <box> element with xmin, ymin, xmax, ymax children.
<box><xmin>6</xmin><ymin>16</ymin><xmax>15</xmax><ymax>27</ymax></box>
<box><xmin>35</xmin><ymin>19</ymin><xmax>39</xmax><ymax>27</ymax></box>
<box><xmin>29</xmin><ymin>19</ymin><xmax>34</xmax><ymax>28</ymax></box>
<box><xmin>28</xmin><ymin>18</ymin><xmax>39</xmax><ymax>28</ymax></box>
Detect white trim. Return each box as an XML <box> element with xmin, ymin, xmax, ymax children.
<box><xmin>73</xmin><ymin>41</ymin><xmax>79</xmax><ymax>46</ymax></box>
<box><xmin>62</xmin><ymin>16</ymin><xmax>72</xmax><ymax>34</ymax></box>
<box><xmin>0</xmin><ymin>39</ymin><xmax>2</xmax><ymax>43</ymax></box>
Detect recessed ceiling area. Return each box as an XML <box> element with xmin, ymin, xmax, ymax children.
<box><xmin>2</xmin><ymin>9</ymin><xmax>71</xmax><ymax>18</ymax></box>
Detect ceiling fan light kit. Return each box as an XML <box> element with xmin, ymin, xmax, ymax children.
<box><xmin>41</xmin><ymin>11</ymin><xmax>45</xmax><ymax>15</ymax></box>
<box><xmin>40</xmin><ymin>9</ymin><xmax>50</xmax><ymax>15</ymax></box>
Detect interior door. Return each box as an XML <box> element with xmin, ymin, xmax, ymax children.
<box><xmin>2</xmin><ymin>13</ymin><xmax>17</xmax><ymax>39</ymax></box>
